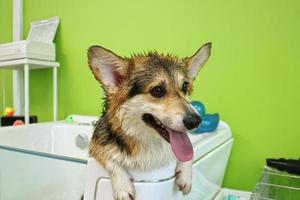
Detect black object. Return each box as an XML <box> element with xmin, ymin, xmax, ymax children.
<box><xmin>1</xmin><ymin>116</ymin><xmax>38</xmax><ymax>126</ymax></box>
<box><xmin>267</xmin><ymin>158</ymin><xmax>300</xmax><ymax>176</ymax></box>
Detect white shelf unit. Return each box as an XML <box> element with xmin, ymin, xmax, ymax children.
<box><xmin>0</xmin><ymin>58</ymin><xmax>59</xmax><ymax>124</ymax></box>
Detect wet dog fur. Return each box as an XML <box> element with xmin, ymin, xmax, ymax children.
<box><xmin>88</xmin><ymin>43</ymin><xmax>211</xmax><ymax>200</ymax></box>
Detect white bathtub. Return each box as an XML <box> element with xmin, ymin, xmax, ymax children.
<box><xmin>0</xmin><ymin>121</ymin><xmax>94</xmax><ymax>200</ymax></box>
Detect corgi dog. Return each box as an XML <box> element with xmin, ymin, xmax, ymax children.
<box><xmin>87</xmin><ymin>42</ymin><xmax>211</xmax><ymax>200</ymax></box>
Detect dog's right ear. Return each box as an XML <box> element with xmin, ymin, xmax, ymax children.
<box><xmin>88</xmin><ymin>46</ymin><xmax>127</xmax><ymax>90</ymax></box>
<box><xmin>185</xmin><ymin>42</ymin><xmax>212</xmax><ymax>80</ymax></box>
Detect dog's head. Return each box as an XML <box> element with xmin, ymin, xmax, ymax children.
<box><xmin>88</xmin><ymin>43</ymin><xmax>211</xmax><ymax>162</ymax></box>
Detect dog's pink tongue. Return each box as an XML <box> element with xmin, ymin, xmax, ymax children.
<box><xmin>167</xmin><ymin>129</ymin><xmax>193</xmax><ymax>162</ymax></box>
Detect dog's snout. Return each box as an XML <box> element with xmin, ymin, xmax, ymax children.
<box><xmin>183</xmin><ymin>113</ymin><xmax>201</xmax><ymax>130</ymax></box>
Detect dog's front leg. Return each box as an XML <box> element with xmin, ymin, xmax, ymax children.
<box><xmin>105</xmin><ymin>160</ymin><xmax>135</xmax><ymax>200</ymax></box>
<box><xmin>175</xmin><ymin>160</ymin><xmax>192</xmax><ymax>195</ymax></box>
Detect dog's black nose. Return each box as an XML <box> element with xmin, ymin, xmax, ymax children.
<box><xmin>183</xmin><ymin>114</ymin><xmax>201</xmax><ymax>130</ymax></box>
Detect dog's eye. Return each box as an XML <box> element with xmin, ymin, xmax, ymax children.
<box><xmin>150</xmin><ymin>86</ymin><xmax>165</xmax><ymax>98</ymax></box>
<box><xmin>182</xmin><ymin>82</ymin><xmax>189</xmax><ymax>94</ymax></box>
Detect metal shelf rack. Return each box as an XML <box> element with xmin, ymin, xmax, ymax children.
<box><xmin>251</xmin><ymin>166</ymin><xmax>300</xmax><ymax>200</ymax></box>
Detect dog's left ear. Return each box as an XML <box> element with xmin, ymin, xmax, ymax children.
<box><xmin>88</xmin><ymin>45</ymin><xmax>128</xmax><ymax>90</ymax></box>
<box><xmin>185</xmin><ymin>42</ymin><xmax>212</xmax><ymax>80</ymax></box>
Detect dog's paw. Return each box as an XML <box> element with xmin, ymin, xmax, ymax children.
<box><xmin>114</xmin><ymin>190</ymin><xmax>134</xmax><ymax>200</ymax></box>
<box><xmin>175</xmin><ymin>161</ymin><xmax>192</xmax><ymax>195</ymax></box>
<box><xmin>175</xmin><ymin>170</ymin><xmax>192</xmax><ymax>195</ymax></box>
<box><xmin>112</xmin><ymin>178</ymin><xmax>135</xmax><ymax>200</ymax></box>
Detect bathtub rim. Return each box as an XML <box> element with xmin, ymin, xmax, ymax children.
<box><xmin>0</xmin><ymin>120</ymin><xmax>93</xmax><ymax>164</ymax></box>
<box><xmin>0</xmin><ymin>143</ymin><xmax>88</xmax><ymax>164</ymax></box>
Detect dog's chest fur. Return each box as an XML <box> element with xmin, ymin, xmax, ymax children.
<box><xmin>126</xmin><ymin>132</ymin><xmax>175</xmax><ymax>170</ymax></box>
<box><xmin>90</xmin><ymin>117</ymin><xmax>175</xmax><ymax>171</ymax></box>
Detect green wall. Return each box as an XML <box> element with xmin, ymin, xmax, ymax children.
<box><xmin>0</xmin><ymin>0</ymin><xmax>13</xmax><ymax>115</ymax></box>
<box><xmin>1</xmin><ymin>0</ymin><xmax>300</xmax><ymax>190</ymax></box>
